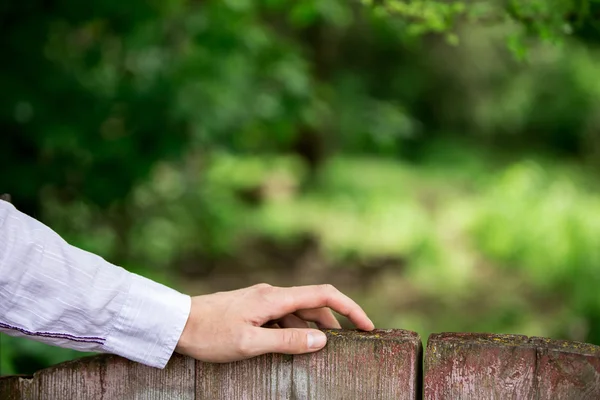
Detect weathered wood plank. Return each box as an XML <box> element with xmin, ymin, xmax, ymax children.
<box><xmin>292</xmin><ymin>329</ymin><xmax>422</xmax><ymax>400</ymax></box>
<box><xmin>424</xmin><ymin>333</ymin><xmax>536</xmax><ymax>399</ymax></box>
<box><xmin>0</xmin><ymin>375</ymin><xmax>26</xmax><ymax>400</ymax></box>
<box><xmin>196</xmin><ymin>353</ymin><xmax>292</xmax><ymax>399</ymax></box>
<box><xmin>2</xmin><ymin>330</ymin><xmax>421</xmax><ymax>399</ymax></box>
<box><xmin>0</xmin><ymin>353</ymin><xmax>194</xmax><ymax>400</ymax></box>
<box><xmin>532</xmin><ymin>337</ymin><xmax>600</xmax><ymax>399</ymax></box>
<box><xmin>196</xmin><ymin>329</ymin><xmax>421</xmax><ymax>399</ymax></box>
<box><xmin>5</xmin><ymin>330</ymin><xmax>599</xmax><ymax>398</ymax></box>
<box><xmin>424</xmin><ymin>332</ymin><xmax>600</xmax><ymax>400</ymax></box>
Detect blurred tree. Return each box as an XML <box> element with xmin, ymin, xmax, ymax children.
<box><xmin>370</xmin><ymin>0</ymin><xmax>600</xmax><ymax>46</ymax></box>
<box><xmin>0</xmin><ymin>1</ymin><xmax>188</xmax><ymax>216</ymax></box>
<box><xmin>3</xmin><ymin>0</ymin><xmax>600</xmax><ymax>255</ymax></box>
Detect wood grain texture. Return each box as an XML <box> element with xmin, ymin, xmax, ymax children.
<box><xmin>3</xmin><ymin>330</ymin><xmax>599</xmax><ymax>399</ymax></box>
<box><xmin>196</xmin><ymin>353</ymin><xmax>292</xmax><ymax>399</ymax></box>
<box><xmin>0</xmin><ymin>353</ymin><xmax>194</xmax><ymax>400</ymax></box>
<box><xmin>532</xmin><ymin>337</ymin><xmax>600</xmax><ymax>399</ymax></box>
<box><xmin>0</xmin><ymin>375</ymin><xmax>26</xmax><ymax>400</ymax></box>
<box><xmin>197</xmin><ymin>329</ymin><xmax>422</xmax><ymax>399</ymax></box>
<box><xmin>424</xmin><ymin>332</ymin><xmax>600</xmax><ymax>400</ymax></box>
<box><xmin>1</xmin><ymin>329</ymin><xmax>421</xmax><ymax>399</ymax></box>
<box><xmin>292</xmin><ymin>329</ymin><xmax>422</xmax><ymax>400</ymax></box>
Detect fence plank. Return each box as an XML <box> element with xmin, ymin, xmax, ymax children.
<box><xmin>196</xmin><ymin>329</ymin><xmax>421</xmax><ymax>399</ymax></box>
<box><xmin>291</xmin><ymin>329</ymin><xmax>422</xmax><ymax>400</ymax></box>
<box><xmin>1</xmin><ymin>330</ymin><xmax>421</xmax><ymax>399</ymax></box>
<box><xmin>0</xmin><ymin>353</ymin><xmax>194</xmax><ymax>400</ymax></box>
<box><xmin>424</xmin><ymin>332</ymin><xmax>600</xmax><ymax>400</ymax></box>
<box><xmin>0</xmin><ymin>375</ymin><xmax>25</xmax><ymax>400</ymax></box>
<box><xmin>532</xmin><ymin>337</ymin><xmax>600</xmax><ymax>399</ymax></box>
<box><xmin>196</xmin><ymin>353</ymin><xmax>292</xmax><ymax>399</ymax></box>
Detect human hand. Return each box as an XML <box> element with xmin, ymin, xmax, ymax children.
<box><xmin>175</xmin><ymin>283</ymin><xmax>374</xmax><ymax>362</ymax></box>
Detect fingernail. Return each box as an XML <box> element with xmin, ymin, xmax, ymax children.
<box><xmin>308</xmin><ymin>331</ymin><xmax>327</xmax><ymax>349</ymax></box>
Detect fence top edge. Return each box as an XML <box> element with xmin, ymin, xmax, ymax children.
<box><xmin>428</xmin><ymin>332</ymin><xmax>600</xmax><ymax>356</ymax></box>
<box><xmin>325</xmin><ymin>328</ymin><xmax>420</xmax><ymax>343</ymax></box>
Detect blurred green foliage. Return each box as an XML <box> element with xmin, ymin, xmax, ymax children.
<box><xmin>474</xmin><ymin>161</ymin><xmax>600</xmax><ymax>341</ymax></box>
<box><xmin>3</xmin><ymin>0</ymin><xmax>600</xmax><ymax>375</ymax></box>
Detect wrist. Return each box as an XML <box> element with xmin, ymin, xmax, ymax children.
<box><xmin>175</xmin><ymin>297</ymin><xmax>196</xmax><ymax>354</ymax></box>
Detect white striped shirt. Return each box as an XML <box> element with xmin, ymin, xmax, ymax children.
<box><xmin>0</xmin><ymin>199</ymin><xmax>191</xmax><ymax>369</ymax></box>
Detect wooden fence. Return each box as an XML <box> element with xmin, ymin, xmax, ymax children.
<box><xmin>1</xmin><ymin>330</ymin><xmax>599</xmax><ymax>399</ymax></box>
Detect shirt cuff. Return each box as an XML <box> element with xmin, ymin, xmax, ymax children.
<box><xmin>103</xmin><ymin>272</ymin><xmax>192</xmax><ymax>369</ymax></box>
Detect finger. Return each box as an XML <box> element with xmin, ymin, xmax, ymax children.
<box><xmin>246</xmin><ymin>327</ymin><xmax>328</xmax><ymax>357</ymax></box>
<box><xmin>263</xmin><ymin>285</ymin><xmax>374</xmax><ymax>331</ymax></box>
<box><xmin>278</xmin><ymin>314</ymin><xmax>310</xmax><ymax>329</ymax></box>
<box><xmin>295</xmin><ymin>308</ymin><xmax>342</xmax><ymax>329</ymax></box>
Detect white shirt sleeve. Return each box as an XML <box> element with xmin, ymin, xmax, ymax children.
<box><xmin>0</xmin><ymin>199</ymin><xmax>191</xmax><ymax>369</ymax></box>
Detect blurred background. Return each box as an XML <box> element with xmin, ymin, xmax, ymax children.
<box><xmin>2</xmin><ymin>0</ymin><xmax>600</xmax><ymax>375</ymax></box>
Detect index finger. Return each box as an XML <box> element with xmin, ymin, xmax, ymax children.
<box><xmin>262</xmin><ymin>284</ymin><xmax>374</xmax><ymax>331</ymax></box>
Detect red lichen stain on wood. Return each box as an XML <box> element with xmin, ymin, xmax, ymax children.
<box><xmin>532</xmin><ymin>337</ymin><xmax>600</xmax><ymax>399</ymax></box>
<box><xmin>424</xmin><ymin>332</ymin><xmax>600</xmax><ymax>400</ymax></box>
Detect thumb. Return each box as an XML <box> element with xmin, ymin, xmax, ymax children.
<box><xmin>252</xmin><ymin>328</ymin><xmax>328</xmax><ymax>355</ymax></box>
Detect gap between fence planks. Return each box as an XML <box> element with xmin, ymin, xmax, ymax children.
<box><xmin>2</xmin><ymin>330</ymin><xmax>599</xmax><ymax>399</ymax></box>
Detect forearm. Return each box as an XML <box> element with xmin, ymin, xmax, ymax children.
<box><xmin>0</xmin><ymin>200</ymin><xmax>191</xmax><ymax>369</ymax></box>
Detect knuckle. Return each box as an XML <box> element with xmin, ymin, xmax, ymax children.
<box><xmin>282</xmin><ymin>330</ymin><xmax>301</xmax><ymax>351</ymax></box>
<box><xmin>253</xmin><ymin>283</ymin><xmax>274</xmax><ymax>296</ymax></box>
<box><xmin>320</xmin><ymin>283</ymin><xmax>336</xmax><ymax>293</ymax></box>
<box><xmin>258</xmin><ymin>285</ymin><xmax>280</xmax><ymax>306</ymax></box>
<box><xmin>253</xmin><ymin>283</ymin><xmax>272</xmax><ymax>291</ymax></box>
